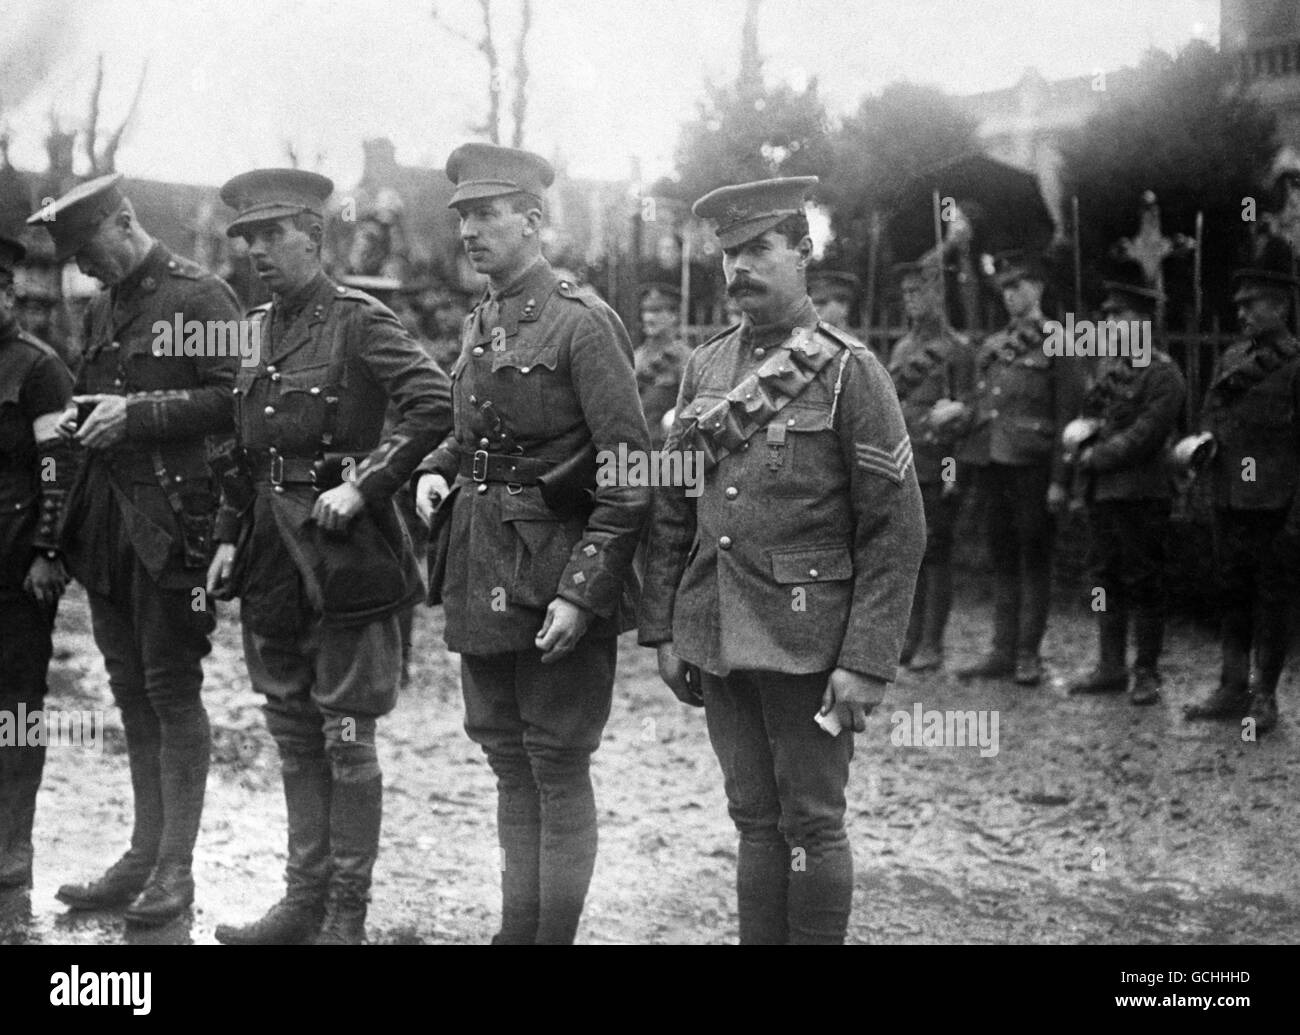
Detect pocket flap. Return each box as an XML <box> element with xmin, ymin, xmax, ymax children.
<box><xmin>778</xmin><ymin>405</ymin><xmax>832</xmax><ymax>433</ymax></box>
<box><xmin>491</xmin><ymin>343</ymin><xmax>560</xmax><ymax>374</ymax></box>
<box><xmin>769</xmin><ymin>544</ymin><xmax>853</xmax><ymax>584</ymax></box>
<box><xmin>500</xmin><ymin>486</ymin><xmax>558</xmax><ymax>522</ymax></box>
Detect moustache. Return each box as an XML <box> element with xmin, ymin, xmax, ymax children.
<box><xmin>727</xmin><ymin>277</ymin><xmax>764</xmax><ymax>297</ymax></box>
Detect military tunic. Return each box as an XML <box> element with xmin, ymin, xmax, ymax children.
<box><xmin>638</xmin><ymin>297</ymin><xmax>926</xmax><ymax>682</ymax></box>
<box><xmin>215</xmin><ymin>272</ymin><xmax>451</xmax><ymax>712</ymax></box>
<box><xmin>888</xmin><ymin>324</ymin><xmax>975</xmax><ymax>485</ymax></box>
<box><xmin>416</xmin><ymin>257</ymin><xmax>651</xmax><ymax>655</ymax></box>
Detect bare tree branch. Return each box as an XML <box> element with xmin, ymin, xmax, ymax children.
<box><xmin>100</xmin><ymin>60</ymin><xmax>149</xmax><ymax>174</ymax></box>
<box><xmin>430</xmin><ymin>1</ymin><xmax>480</xmax><ymax>48</ymax></box>
<box><xmin>284</xmin><ymin>139</ymin><xmax>300</xmax><ymax>169</ymax></box>
<box><xmin>479</xmin><ymin>0</ymin><xmax>500</xmax><ymax>144</ymax></box>
<box><xmin>84</xmin><ymin>53</ymin><xmax>104</xmax><ymax>175</ymax></box>
<box><xmin>510</xmin><ymin>0</ymin><xmax>531</xmax><ymax>148</ymax></box>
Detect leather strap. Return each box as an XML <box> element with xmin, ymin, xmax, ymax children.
<box><xmin>457</xmin><ymin>450</ymin><xmax>556</xmax><ymax>485</ymax></box>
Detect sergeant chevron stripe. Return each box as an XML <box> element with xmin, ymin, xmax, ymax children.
<box><xmin>855</xmin><ymin>437</ymin><xmax>913</xmax><ymax>484</ymax></box>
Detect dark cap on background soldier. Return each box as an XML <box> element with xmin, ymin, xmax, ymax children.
<box><xmin>808</xmin><ymin>268</ymin><xmax>859</xmax><ymax>331</ymax></box>
<box><xmin>640</xmin><ymin>175</ymin><xmax>924</xmax><ymax>944</ymax></box>
<box><xmin>27</xmin><ymin>171</ymin><xmax>241</xmax><ymax>926</ymax></box>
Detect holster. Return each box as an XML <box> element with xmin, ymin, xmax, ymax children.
<box><xmin>424</xmin><ymin>482</ymin><xmax>461</xmax><ymax>606</ymax></box>
<box><xmin>537</xmin><ymin>442</ymin><xmax>599</xmax><ymax>519</ymax></box>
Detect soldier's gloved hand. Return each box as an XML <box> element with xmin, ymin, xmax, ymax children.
<box><xmin>536</xmin><ymin>597</ymin><xmax>594</xmax><ymax>663</ymax></box>
<box><xmin>821</xmin><ymin>668</ymin><xmax>887</xmax><ymax>734</ymax></box>
<box><xmin>1046</xmin><ymin>481</ymin><xmax>1069</xmax><ymax>515</ymax></box>
<box><xmin>207</xmin><ymin>543</ymin><xmax>238</xmax><ymax>599</ymax></box>
<box><xmin>656</xmin><ymin>642</ymin><xmax>703</xmax><ymax>707</ymax></box>
<box><xmin>313</xmin><ymin>481</ymin><xmax>365</xmax><ymax>534</ymax></box>
<box><xmin>23</xmin><ymin>555</ymin><xmax>68</xmax><ymax>607</ymax></box>
<box><xmin>74</xmin><ymin>393</ymin><xmax>127</xmax><ymax>450</ymax></box>
<box><xmin>416</xmin><ymin>473</ymin><xmax>450</xmax><ymax>527</ymax></box>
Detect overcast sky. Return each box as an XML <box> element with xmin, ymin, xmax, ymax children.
<box><xmin>1</xmin><ymin>0</ymin><xmax>1220</xmax><ymax>188</ymax></box>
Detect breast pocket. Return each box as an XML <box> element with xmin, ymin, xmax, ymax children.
<box><xmin>765</xmin><ymin>405</ymin><xmax>836</xmax><ymax>498</ymax></box>
<box><xmin>488</xmin><ymin>342</ymin><xmax>563</xmax><ymax>433</ymax></box>
<box><xmin>266</xmin><ymin>362</ymin><xmax>334</xmax><ymax>453</ymax></box>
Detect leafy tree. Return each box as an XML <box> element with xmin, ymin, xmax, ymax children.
<box><xmin>1059</xmin><ymin>40</ymin><xmax>1277</xmax><ymax>327</ymax></box>
<box><xmin>825</xmin><ymin>82</ymin><xmax>981</xmax><ymax>270</ymax></box>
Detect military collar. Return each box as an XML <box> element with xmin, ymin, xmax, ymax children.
<box><xmin>263</xmin><ymin>274</ymin><xmax>335</xmax><ymax>366</ymax></box>
<box><xmin>113</xmin><ymin>241</ymin><xmax>169</xmax><ymax>302</ymax></box>
<box><xmin>739</xmin><ymin>295</ymin><xmax>818</xmax><ymax>349</ymax></box>
<box><xmin>487</xmin><ymin>255</ymin><xmax>550</xmax><ymax>304</ymax></box>
<box><xmin>473</xmin><ymin>258</ymin><xmax>559</xmax><ymax>343</ymax></box>
<box><xmin>273</xmin><ymin>271</ymin><xmax>330</xmax><ymax>321</ymax></box>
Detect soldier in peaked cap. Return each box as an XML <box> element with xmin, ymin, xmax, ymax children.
<box><xmin>207</xmin><ymin>169</ymin><xmax>451</xmax><ymax>944</ymax></box>
<box><xmin>956</xmin><ymin>249</ymin><xmax>1086</xmax><ymax>687</ymax></box>
<box><xmin>1181</xmin><ymin>238</ymin><xmax>1300</xmax><ymax>734</ymax></box>
<box><xmin>1066</xmin><ymin>266</ymin><xmax>1185</xmax><ymax>705</ymax></box>
<box><xmin>0</xmin><ymin>235</ymin><xmax>75</xmax><ymax>889</ymax></box>
<box><xmin>639</xmin><ymin>177</ymin><xmax>924</xmax><ymax>944</ymax></box>
<box><xmin>887</xmin><ymin>259</ymin><xmax>976</xmax><ymax>673</ymax></box>
<box><xmin>27</xmin><ymin>173</ymin><xmax>241</xmax><ymax>926</ymax></box>
<box><xmin>412</xmin><ymin>143</ymin><xmax>649</xmax><ymax>944</ymax></box>
<box><xmin>637</xmin><ymin>283</ymin><xmax>692</xmax><ymax>448</ymax></box>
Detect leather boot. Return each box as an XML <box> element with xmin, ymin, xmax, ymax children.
<box><xmin>1185</xmin><ymin>617</ymin><xmax>1252</xmax><ymax>720</ymax></box>
<box><xmin>736</xmin><ymin>838</ymin><xmax>788</xmax><ymax>944</ymax></box>
<box><xmin>958</xmin><ymin>572</ymin><xmax>1018</xmax><ymax>679</ymax></box>
<box><xmin>533</xmin><ymin>759</ymin><xmax>599</xmax><ymax>946</ymax></box>
<box><xmin>1069</xmin><ymin>608</ymin><xmax>1128</xmax><ymax>694</ymax></box>
<box><xmin>493</xmin><ymin>781</ymin><xmax>541</xmax><ymax>945</ymax></box>
<box><xmin>1130</xmin><ymin>606</ymin><xmax>1165</xmax><ymax>705</ymax></box>
<box><xmin>126</xmin><ymin>723</ymin><xmax>210</xmax><ymax>927</ymax></box>
<box><xmin>1014</xmin><ymin>564</ymin><xmax>1052</xmax><ymax>686</ymax></box>
<box><xmin>908</xmin><ymin>563</ymin><xmax>953</xmax><ymax>672</ymax></box>
<box><xmin>215</xmin><ymin>756</ymin><xmax>332</xmax><ymax>945</ymax></box>
<box><xmin>0</xmin><ymin>739</ymin><xmax>44</xmax><ymax>889</ymax></box>
<box><xmin>1247</xmin><ymin>605</ymin><xmax>1291</xmax><ymax>735</ymax></box>
<box><xmin>56</xmin><ymin>850</ymin><xmax>155</xmax><ymax>909</ymax></box>
<box><xmin>62</xmin><ymin>699</ymin><xmax>165</xmax><ymax>905</ymax></box>
<box><xmin>314</xmin><ymin>774</ymin><xmax>382</xmax><ymax>945</ymax></box>
<box><xmin>900</xmin><ymin>574</ymin><xmax>926</xmax><ymax>667</ymax></box>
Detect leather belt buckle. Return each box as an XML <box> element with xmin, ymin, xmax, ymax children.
<box><xmin>269</xmin><ymin>453</ymin><xmax>284</xmax><ymax>486</ymax></box>
<box><xmin>471</xmin><ymin>450</ymin><xmax>489</xmax><ymax>482</ymax></box>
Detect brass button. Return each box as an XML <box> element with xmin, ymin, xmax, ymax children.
<box><xmin>473</xmin><ymin>346</ymin><xmax>485</xmax><ymax>356</ymax></box>
<box><xmin>477</xmin><ymin>483</ymin><xmax>488</xmax><ymax>494</ymax></box>
<box><xmin>787</xmin><ymin>417</ymin><xmax>796</xmax><ymax>426</ymax></box>
<box><xmin>741</xmin><ymin>442</ymin><xmax>750</xmax><ymax>451</ymax></box>
<box><xmin>754</xmin><ymin>347</ymin><xmax>765</xmax><ymax>357</ymax></box>
<box><xmin>271</xmin><ymin>372</ymin><xmax>281</xmax><ymax>382</ymax></box>
<box><xmin>267</xmin><ymin>365</ymin><xmax>277</xmax><ymax>374</ymax></box>
<box><xmin>725</xmin><ymin>486</ymin><xmax>738</xmax><ymax>499</ymax></box>
<box><xmin>809</xmin><ymin>568</ymin><xmax>819</xmax><ymax>578</ymax></box>
<box><xmin>264</xmin><ymin>405</ymin><xmax>276</xmax><ymax>416</ymax></box>
<box><xmin>469</xmin><ymin>395</ymin><xmax>477</xmax><ymax>404</ymax></box>
<box><xmin>110</xmin><ymin>341</ymin><xmax>121</xmax><ymax>350</ymax></box>
<box><xmin>718</xmin><ymin>535</ymin><xmax>732</xmax><ymax>550</ymax></box>
<box><xmin>273</xmin><ymin>485</ymin><xmax>284</xmax><ymax>494</ymax></box>
<box><xmin>520</xmin><ymin>366</ymin><xmax>531</xmax><ymax>374</ymax></box>
<box><xmin>114</xmin><ymin>378</ymin><xmax>123</xmax><ymax>387</ymax></box>
<box><xmin>991</xmin><ymin>386</ymin><xmax>1001</xmax><ymax>395</ymax></box>
<box><xmin>309</xmin><ymin>387</ymin><xmax>321</xmax><ymax>396</ymax></box>
<box><xmin>479</xmin><ymin>438</ymin><xmax>491</xmax><ymax>448</ymax></box>
<box><xmin>990</xmin><ymin>409</ymin><xmax>999</xmax><ymax>418</ymax></box>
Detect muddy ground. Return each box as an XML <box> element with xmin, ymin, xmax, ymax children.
<box><xmin>3</xmin><ymin>574</ymin><xmax>1299</xmax><ymax>946</ymax></box>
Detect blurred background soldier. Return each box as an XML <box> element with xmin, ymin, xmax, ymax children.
<box><xmin>28</xmin><ymin>174</ymin><xmax>240</xmax><ymax>926</ymax></box>
<box><xmin>888</xmin><ymin>259</ymin><xmax>975</xmax><ymax>672</ymax></box>
<box><xmin>208</xmin><ymin>169</ymin><xmax>450</xmax><ymax>944</ymax></box>
<box><xmin>1181</xmin><ymin>240</ymin><xmax>1300</xmax><ymax>735</ymax></box>
<box><xmin>0</xmin><ymin>235</ymin><xmax>75</xmax><ymax>890</ymax></box>
<box><xmin>641</xmin><ymin>177</ymin><xmax>924</xmax><ymax>945</ymax></box>
<box><xmin>1066</xmin><ymin>268</ymin><xmax>1185</xmax><ymax>705</ymax></box>
<box><xmin>808</xmin><ymin>268</ymin><xmax>859</xmax><ymax>331</ymax></box>
<box><xmin>11</xmin><ymin>252</ymin><xmax>69</xmax><ymax>368</ymax></box>
<box><xmin>957</xmin><ymin>251</ymin><xmax>1085</xmax><ymax>686</ymax></box>
<box><xmin>636</xmin><ymin>283</ymin><xmax>691</xmax><ymax>448</ymax></box>
<box><xmin>414</xmin><ymin>143</ymin><xmax>649</xmax><ymax>944</ymax></box>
